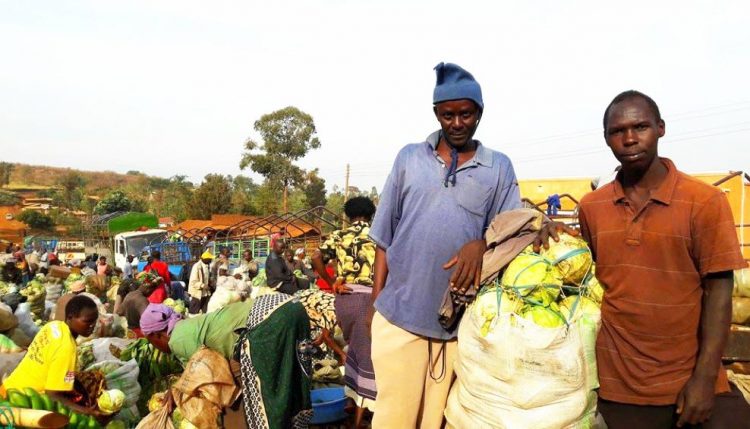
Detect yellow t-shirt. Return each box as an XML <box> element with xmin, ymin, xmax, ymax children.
<box><xmin>3</xmin><ymin>321</ymin><xmax>77</xmax><ymax>393</ymax></box>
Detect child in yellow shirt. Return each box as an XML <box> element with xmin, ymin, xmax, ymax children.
<box><xmin>2</xmin><ymin>295</ymin><xmax>109</xmax><ymax>422</ymax></box>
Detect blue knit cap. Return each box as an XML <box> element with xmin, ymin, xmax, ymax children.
<box><xmin>433</xmin><ymin>62</ymin><xmax>483</xmax><ymax>110</ymax></box>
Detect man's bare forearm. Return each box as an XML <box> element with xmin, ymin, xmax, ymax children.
<box><xmin>371</xmin><ymin>246</ymin><xmax>388</xmax><ymax>303</ymax></box>
<box><xmin>695</xmin><ymin>271</ymin><xmax>733</xmax><ymax>379</ymax></box>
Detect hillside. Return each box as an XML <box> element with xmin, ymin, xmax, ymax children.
<box><xmin>5</xmin><ymin>163</ymin><xmax>166</xmax><ymax>196</ymax></box>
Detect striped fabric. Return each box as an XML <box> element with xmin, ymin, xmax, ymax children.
<box><xmin>579</xmin><ymin>158</ymin><xmax>747</xmax><ymax>405</ymax></box>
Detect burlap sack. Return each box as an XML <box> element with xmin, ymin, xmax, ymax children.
<box><xmin>171</xmin><ymin>347</ymin><xmax>239</xmax><ymax>429</ymax></box>
<box><xmin>135</xmin><ymin>404</ymin><xmax>175</xmax><ymax>429</ymax></box>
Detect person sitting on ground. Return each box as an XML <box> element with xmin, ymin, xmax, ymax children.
<box><xmin>117</xmin><ymin>277</ymin><xmax>158</xmax><ymax>338</ymax></box>
<box><xmin>1</xmin><ymin>295</ymin><xmax>111</xmax><ymax>424</ymax></box>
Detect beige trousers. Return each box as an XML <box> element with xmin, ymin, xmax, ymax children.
<box><xmin>371</xmin><ymin>311</ymin><xmax>457</xmax><ymax>429</ymax></box>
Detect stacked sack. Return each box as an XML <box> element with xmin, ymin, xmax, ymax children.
<box><xmin>732</xmin><ymin>268</ymin><xmax>750</xmax><ymax>325</ymax></box>
<box><xmin>445</xmin><ymin>233</ymin><xmax>604</xmax><ymax>429</ymax></box>
<box><xmin>20</xmin><ymin>274</ymin><xmax>47</xmax><ymax>325</ymax></box>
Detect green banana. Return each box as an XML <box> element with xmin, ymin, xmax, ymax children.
<box><xmin>7</xmin><ymin>388</ymin><xmax>31</xmax><ymax>408</ymax></box>
<box><xmin>40</xmin><ymin>393</ymin><xmax>54</xmax><ymax>411</ymax></box>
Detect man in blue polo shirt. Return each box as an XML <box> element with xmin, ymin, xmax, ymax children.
<box><xmin>368</xmin><ymin>62</ymin><xmax>522</xmax><ymax>428</ymax></box>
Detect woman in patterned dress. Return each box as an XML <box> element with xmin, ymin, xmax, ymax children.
<box><xmin>236</xmin><ymin>289</ymin><xmax>337</xmax><ymax>429</ymax></box>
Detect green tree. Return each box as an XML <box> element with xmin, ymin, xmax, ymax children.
<box><xmin>303</xmin><ymin>170</ymin><xmax>327</xmax><ymax>209</ymax></box>
<box><xmin>60</xmin><ymin>171</ymin><xmax>87</xmax><ymax>209</ymax></box>
<box><xmin>0</xmin><ymin>190</ymin><xmax>19</xmax><ymax>206</ymax></box>
<box><xmin>230</xmin><ymin>175</ymin><xmax>260</xmax><ymax>215</ymax></box>
<box><xmin>240</xmin><ymin>106</ymin><xmax>321</xmax><ymax>212</ymax></box>
<box><xmin>253</xmin><ymin>182</ymin><xmax>281</xmax><ymax>216</ymax></box>
<box><xmin>0</xmin><ymin>162</ymin><xmax>13</xmax><ymax>187</ymax></box>
<box><xmin>325</xmin><ymin>185</ymin><xmax>346</xmax><ymax>217</ymax></box>
<box><xmin>188</xmin><ymin>174</ymin><xmax>232</xmax><ymax>219</ymax></box>
<box><xmin>94</xmin><ymin>190</ymin><xmax>133</xmax><ymax>214</ymax></box>
<box><xmin>17</xmin><ymin>210</ymin><xmax>54</xmax><ymax>230</ymax></box>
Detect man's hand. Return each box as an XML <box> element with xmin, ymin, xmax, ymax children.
<box><xmin>676</xmin><ymin>374</ymin><xmax>716</xmax><ymax>427</ymax></box>
<box><xmin>532</xmin><ymin>221</ymin><xmax>580</xmax><ymax>253</ymax></box>
<box><xmin>443</xmin><ymin>239</ymin><xmax>487</xmax><ymax>294</ymax></box>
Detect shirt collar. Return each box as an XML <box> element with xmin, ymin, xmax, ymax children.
<box><xmin>425</xmin><ymin>130</ymin><xmax>493</xmax><ymax>168</ymax></box>
<box><xmin>611</xmin><ymin>157</ymin><xmax>678</xmax><ymax>205</ymax></box>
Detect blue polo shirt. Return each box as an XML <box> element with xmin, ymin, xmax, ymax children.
<box><xmin>369</xmin><ymin>130</ymin><xmax>521</xmax><ymax>339</ymax></box>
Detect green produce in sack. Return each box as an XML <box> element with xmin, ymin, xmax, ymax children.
<box><xmin>520</xmin><ymin>302</ymin><xmax>565</xmax><ymax>328</ymax></box>
<box><xmin>501</xmin><ymin>253</ymin><xmax>562</xmax><ymax>297</ymax></box>
<box><xmin>559</xmin><ymin>295</ymin><xmax>601</xmax><ymax>322</ymax></box>
<box><xmin>473</xmin><ymin>286</ymin><xmax>525</xmax><ymax>337</ymax></box>
<box><xmin>734</xmin><ymin>268</ymin><xmax>750</xmax><ymax>298</ymax></box>
<box><xmin>581</xmin><ymin>266</ymin><xmax>605</xmax><ymax>306</ymax></box>
<box><xmin>539</xmin><ymin>233</ymin><xmax>593</xmax><ymax>285</ymax></box>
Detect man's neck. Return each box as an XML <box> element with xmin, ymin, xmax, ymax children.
<box><xmin>620</xmin><ymin>157</ymin><xmax>668</xmax><ymax>191</ymax></box>
<box><xmin>438</xmin><ymin>136</ymin><xmax>477</xmax><ymax>154</ymax></box>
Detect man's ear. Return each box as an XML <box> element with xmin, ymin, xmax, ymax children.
<box><xmin>657</xmin><ymin>119</ymin><xmax>666</xmax><ymax>138</ymax></box>
<box><xmin>433</xmin><ymin>105</ymin><xmax>439</xmax><ymax>117</ymax></box>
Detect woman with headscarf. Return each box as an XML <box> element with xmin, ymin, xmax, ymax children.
<box><xmin>235</xmin><ymin>288</ymin><xmax>339</xmax><ymax>429</ymax></box>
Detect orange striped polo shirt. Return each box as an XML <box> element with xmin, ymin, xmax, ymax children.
<box><xmin>579</xmin><ymin>158</ymin><xmax>747</xmax><ymax>405</ymax></box>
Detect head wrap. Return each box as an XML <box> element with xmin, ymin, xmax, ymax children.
<box><xmin>295</xmin><ymin>248</ymin><xmax>305</xmax><ymax>256</ymax></box>
<box><xmin>270</xmin><ymin>233</ymin><xmax>283</xmax><ymax>248</ymax></box>
<box><xmin>69</xmin><ymin>280</ymin><xmax>86</xmax><ymax>293</ymax></box>
<box><xmin>140</xmin><ymin>304</ymin><xmax>183</xmax><ymax>335</ymax></box>
<box><xmin>433</xmin><ymin>62</ymin><xmax>483</xmax><ymax>110</ymax></box>
<box><xmin>200</xmin><ymin>250</ymin><xmax>214</xmax><ymax>260</ymax></box>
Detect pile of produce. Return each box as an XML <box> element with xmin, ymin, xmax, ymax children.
<box><xmin>74</xmin><ymin>370</ymin><xmax>107</xmax><ymax>409</ymax></box>
<box><xmin>44</xmin><ymin>276</ymin><xmax>65</xmax><ymax>303</ymax></box>
<box><xmin>78</xmin><ymin>343</ymin><xmax>96</xmax><ymax>371</ymax></box>
<box><xmin>0</xmin><ymin>280</ymin><xmax>16</xmax><ymax>296</ymax></box>
<box><xmin>733</xmin><ymin>268</ymin><xmax>750</xmax><ymax>325</ymax></box>
<box><xmin>473</xmin><ymin>233</ymin><xmax>604</xmax><ymax>335</ymax></box>
<box><xmin>162</xmin><ymin>298</ymin><xmax>187</xmax><ymax>315</ymax></box>
<box><xmin>1</xmin><ymin>386</ymin><xmax>104</xmax><ymax>428</ymax></box>
<box><xmin>20</xmin><ymin>274</ymin><xmax>47</xmax><ymax>324</ymax></box>
<box><xmin>85</xmin><ymin>275</ymin><xmax>110</xmax><ymax>301</ymax></box>
<box><xmin>120</xmin><ymin>339</ymin><xmax>183</xmax><ymax>416</ymax></box>
<box><xmin>64</xmin><ymin>272</ymin><xmax>84</xmax><ymax>292</ymax></box>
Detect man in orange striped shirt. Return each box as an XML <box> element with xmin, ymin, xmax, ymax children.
<box><xmin>575</xmin><ymin>91</ymin><xmax>749</xmax><ymax>428</ymax></box>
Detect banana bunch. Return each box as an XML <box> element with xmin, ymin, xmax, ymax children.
<box><xmin>1</xmin><ymin>386</ymin><xmax>103</xmax><ymax>428</ymax></box>
<box><xmin>77</xmin><ymin>343</ymin><xmax>96</xmax><ymax>371</ymax></box>
<box><xmin>120</xmin><ymin>339</ymin><xmax>183</xmax><ymax>383</ymax></box>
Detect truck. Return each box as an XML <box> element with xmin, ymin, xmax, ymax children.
<box><xmin>112</xmin><ymin>229</ymin><xmax>168</xmax><ymax>270</ymax></box>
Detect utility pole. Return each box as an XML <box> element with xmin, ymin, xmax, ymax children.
<box><xmin>343</xmin><ymin>163</ymin><xmax>350</xmax><ymax>228</ymax></box>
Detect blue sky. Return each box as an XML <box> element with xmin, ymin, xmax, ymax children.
<box><xmin>1</xmin><ymin>0</ymin><xmax>748</xmax><ymax>191</ymax></box>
